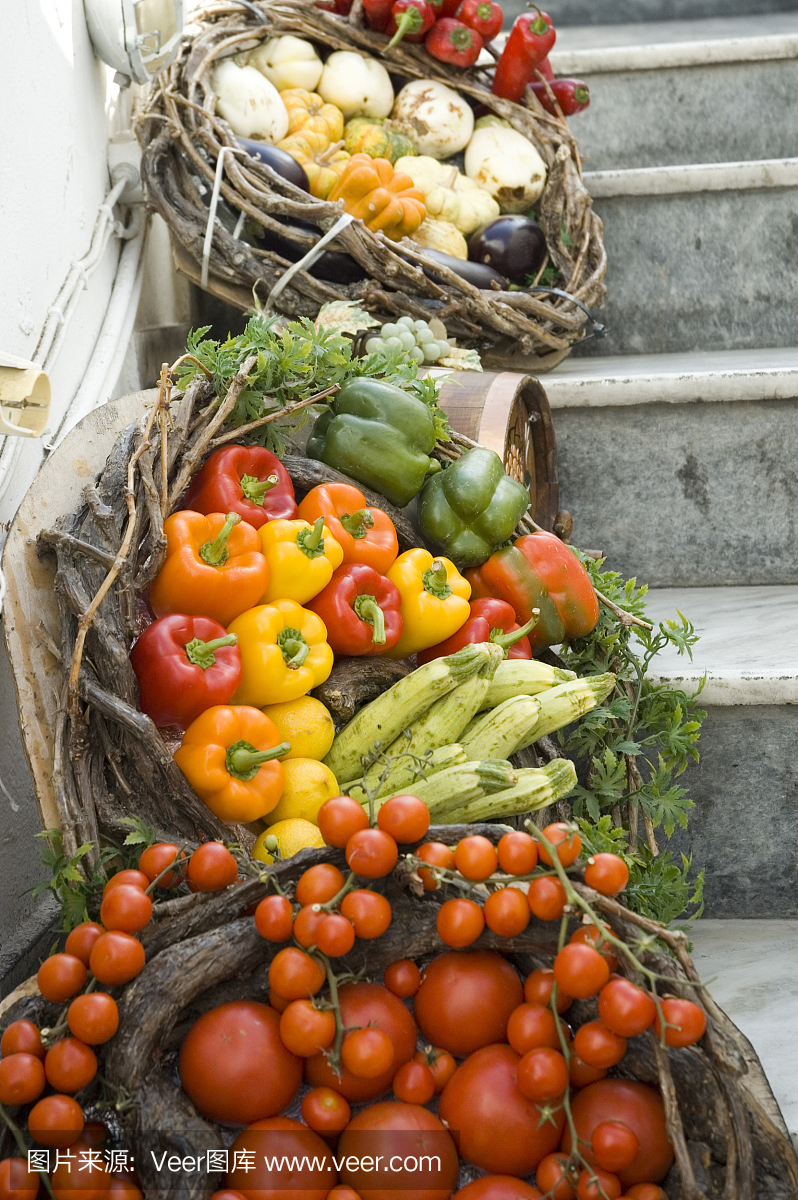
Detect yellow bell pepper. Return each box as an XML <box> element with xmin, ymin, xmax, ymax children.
<box><xmin>386</xmin><ymin>548</ymin><xmax>470</xmax><ymax>659</ymax></box>
<box><xmin>228</xmin><ymin>599</ymin><xmax>333</xmax><ymax>706</ymax></box>
<box><xmin>259</xmin><ymin>517</ymin><xmax>344</xmax><ymax>605</ymax></box>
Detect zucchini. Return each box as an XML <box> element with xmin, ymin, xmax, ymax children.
<box><xmin>443</xmin><ymin>758</ymin><xmax>577</xmax><ymax>824</ymax></box>
<box><xmin>384</xmin><ymin>759</ymin><xmax>517</xmax><ymax>818</ymax></box>
<box><xmin>347</xmin><ymin>743</ymin><xmax>467</xmax><ymax>807</ymax></box>
<box><xmin>532</xmin><ymin>672</ymin><xmax>615</xmax><ymax>740</ymax></box>
<box><xmin>483</xmin><ymin>659</ymin><xmax>577</xmax><ymax>708</ymax></box>
<box><xmin>460</xmin><ymin>695</ymin><xmax>541</xmax><ymax>761</ymax></box>
<box><xmin>324</xmin><ymin>643</ymin><xmax>491</xmax><ymax>784</ymax></box>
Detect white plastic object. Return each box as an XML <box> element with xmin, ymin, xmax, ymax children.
<box><xmin>0</xmin><ymin>353</ymin><xmax>51</xmax><ymax>439</ymax></box>
<box><xmin>108</xmin><ymin>132</ymin><xmax>144</xmax><ymax>204</ymax></box>
<box><xmin>83</xmin><ymin>0</ymin><xmax>186</xmax><ymax>86</ymax></box>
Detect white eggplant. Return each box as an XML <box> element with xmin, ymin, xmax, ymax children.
<box><xmin>212</xmin><ymin>58</ymin><xmax>290</xmax><ymax>142</ymax></box>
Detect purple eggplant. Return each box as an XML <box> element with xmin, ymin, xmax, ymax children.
<box><xmin>468</xmin><ymin>215</ymin><xmax>546</xmax><ymax>284</ymax></box>
<box><xmin>248</xmin><ymin>216</ymin><xmax>367</xmax><ymax>285</ymax></box>
<box><xmin>237</xmin><ymin>137</ymin><xmax>311</xmax><ymax>192</ymax></box>
<box><xmin>417</xmin><ymin>248</ymin><xmax>506</xmax><ymax>290</ymax></box>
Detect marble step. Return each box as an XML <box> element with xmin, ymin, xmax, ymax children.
<box><xmin>546</xmin><ymin>14</ymin><xmax>798</xmax><ymax>171</ymax></box>
<box><xmin>501</xmin><ymin>0</ymin><xmax>798</xmax><ymax>27</ymax></box>
<box><xmin>633</xmin><ymin>586</ymin><xmax>798</xmax><ymax>919</ymax></box>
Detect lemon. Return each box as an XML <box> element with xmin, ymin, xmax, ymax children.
<box><xmin>267</xmin><ymin>758</ymin><xmax>340</xmax><ymax>826</ymax></box>
<box><xmin>261</xmin><ymin>696</ymin><xmax>335</xmax><ymax>761</ymax></box>
<box><xmin>253</xmin><ymin>819</ymin><xmax>325</xmax><ymax>863</ymax></box>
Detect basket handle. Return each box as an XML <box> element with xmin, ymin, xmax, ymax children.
<box><xmin>527</xmin><ymin>286</ymin><xmax>607</xmax><ymax>340</ymax></box>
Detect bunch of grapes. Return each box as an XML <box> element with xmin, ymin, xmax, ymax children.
<box><xmin>366</xmin><ymin>317</ymin><xmax>452</xmax><ymax>365</ymax></box>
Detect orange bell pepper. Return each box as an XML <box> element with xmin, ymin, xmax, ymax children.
<box><xmin>150</xmin><ymin>511</ymin><xmax>269</xmax><ymax>628</ymax></box>
<box><xmin>174</xmin><ymin>705</ymin><xmax>290</xmax><ymax>823</ymax></box>
<box><xmin>296</xmin><ymin>483</ymin><xmax>398</xmax><ymax>574</ymax></box>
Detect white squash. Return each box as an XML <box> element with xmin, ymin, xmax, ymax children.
<box><xmin>464</xmin><ymin>125</ymin><xmax>547</xmax><ymax>212</ymax></box>
<box><xmin>317</xmin><ymin>51</ymin><xmax>394</xmax><ymax>119</ymax></box>
<box><xmin>410</xmin><ymin>219</ymin><xmax>468</xmax><ymax>260</ymax></box>
<box><xmin>394</xmin><ymin>155</ymin><xmax>500</xmax><ymax>235</ymax></box>
<box><xmin>211</xmin><ymin>58</ymin><xmax>290</xmax><ymax>143</ymax></box>
<box><xmin>246</xmin><ymin>35</ymin><xmax>324</xmax><ymax>93</ymax></box>
<box><xmin>390</xmin><ymin>80</ymin><xmax>473</xmax><ymax>159</ymax></box>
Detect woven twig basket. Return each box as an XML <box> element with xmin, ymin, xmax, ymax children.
<box><xmin>138</xmin><ymin>0</ymin><xmax>606</xmax><ymax>361</ymax></box>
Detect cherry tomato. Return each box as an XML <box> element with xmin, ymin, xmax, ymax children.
<box><xmin>452</xmin><ymin>1179</ymin><xmax>543</xmax><ymax>1200</ymax></box>
<box><xmin>454</xmin><ymin>835</ymin><xmax>498</xmax><ymax>881</ymax></box>
<box><xmin>306</xmin><ymin>982</ymin><xmax>416</xmax><ymax>1102</ymax></box>
<box><xmin>186</xmin><ymin>842</ymin><xmax>238</xmax><ymax>891</ymax></box>
<box><xmin>414</xmin><ymin>1046</ymin><xmax>456</xmax><ymax>1094</ymax></box>
<box><xmin>67</xmin><ymin>993</ymin><xmax>119</xmax><ymax>1045</ymax></box>
<box><xmin>301</xmin><ymin>1086</ymin><xmax>351</xmax><ymax>1135</ymax></box>
<box><xmin>554</xmin><ymin>944</ymin><xmax>610</xmax><ymax>999</ymax></box>
<box><xmin>415</xmin><ymin>842</ymin><xmax>456</xmax><ymax>890</ymax></box>
<box><xmin>102</xmin><ymin>870</ymin><xmax>149</xmax><ymax>896</ymax></box>
<box><xmin>569</xmin><ymin>1056</ymin><xmax>608</xmax><ymax>1089</ymax></box>
<box><xmin>624</xmin><ymin>1187</ymin><xmax>668</xmax><ymax>1200</ymax></box>
<box><xmin>598</xmin><ymin>979</ymin><xmax>656</xmax><ymax>1038</ymax></box>
<box><xmin>89</xmin><ymin>932</ymin><xmax>145</xmax><ymax>986</ymax></box>
<box><xmin>377</xmin><ymin>794</ymin><xmax>430</xmax><ymax>843</ymax></box>
<box><xmin>64</xmin><ymin>923</ymin><xmax>105</xmax><ymax>966</ymax></box>
<box><xmin>327</xmin><ymin>1189</ymin><xmax>361</xmax><ymax>1200</ymax></box>
<box><xmin>591</xmin><ymin>1121</ymin><xmax>640</xmax><ymax>1173</ymax></box>
<box><xmin>279</xmin><ymin>999</ymin><xmax>336</xmax><ymax>1057</ymax></box>
<box><xmin>574</xmin><ymin>1021</ymin><xmax>627</xmax><ymax>1069</ymax></box>
<box><xmin>563</xmin><ymin>1079</ymin><xmax>674</xmax><ymax>1186</ymax></box>
<box><xmin>269</xmin><ymin>947</ymin><xmax>325</xmax><ymax>999</ymax></box>
<box><xmin>269</xmin><ymin>988</ymin><xmax>290</xmax><ymax>1013</ymax></box>
<box><xmin>254</xmin><ymin>894</ymin><xmax>294</xmax><ymax>941</ymax></box>
<box><xmin>37</xmin><ymin>954</ymin><xmax>87</xmax><ymax>1002</ymax></box>
<box><xmin>536</xmin><ymin>1153</ymin><xmax>578</xmax><ymax>1200</ymax></box>
<box><xmin>317</xmin><ymin>796</ymin><xmax>369</xmax><ymax>848</ymax></box>
<box><xmin>392</xmin><ymin>1060</ymin><xmax>435</xmax><ymax>1105</ymax></box>
<box><xmin>100</xmin><ymin>884</ymin><xmax>153</xmax><ymax>934</ymax></box>
<box><xmin>570</xmin><ymin>924</ymin><xmax>619</xmax><ymax>973</ymax></box>
<box><xmin>342</xmin><ymin>1028</ymin><xmax>394</xmax><ymax>1078</ymax></box>
<box><xmin>528</xmin><ymin>876</ymin><xmax>567</xmax><ymax>920</ymax></box>
<box><xmin>0</xmin><ymin>1052</ymin><xmax>46</xmax><ymax>1105</ymax></box>
<box><xmin>340</xmin><ymin>890</ymin><xmax>392</xmax><ymax>939</ymax></box>
<box><xmin>524</xmin><ymin>967</ymin><xmax>572</xmax><ymax>1013</ymax></box>
<box><xmin>584</xmin><ymin>853</ymin><xmax>629</xmax><ymax>896</ymax></box>
<box><xmin>577</xmin><ymin>1168</ymin><xmax>622</xmax><ymax>1200</ymax></box>
<box><xmin>484</xmin><ymin>887</ymin><xmax>529</xmax><ymax>936</ymax></box>
<box><xmin>293</xmin><ymin>905</ymin><xmax>326</xmax><ymax>948</ymax></box>
<box><xmin>296</xmin><ymin>863</ymin><xmax>346</xmax><ymax>907</ymax></box>
<box><xmin>538</xmin><ymin>823</ymin><xmax>582</xmax><ymax>867</ymax></box>
<box><xmin>0</xmin><ymin>1158</ymin><xmax>38</xmax><ymax>1200</ymax></box>
<box><xmin>346</xmin><ymin>829</ymin><xmax>398</xmax><ymax>878</ymax></box>
<box><xmin>28</xmin><ymin>1094</ymin><xmax>85</xmax><ymax>1147</ymax></box>
<box><xmin>497</xmin><ymin>831</ymin><xmax>538</xmax><ymax>875</ymax></box>
<box><xmin>384</xmin><ymin>959</ymin><xmax>421</xmax><ymax>998</ymax></box>
<box><xmin>44</xmin><ymin>1038</ymin><xmax>98</xmax><ymax>1093</ymax></box>
<box><xmin>1</xmin><ymin>1019</ymin><xmax>44</xmax><ymax>1060</ymax></box>
<box><xmin>517</xmin><ymin>1047</ymin><xmax>568</xmax><ymax>1103</ymax></box>
<box><xmin>138</xmin><ymin>843</ymin><xmax>184</xmax><ymax>887</ymax></box>
<box><xmin>317</xmin><ymin>912</ymin><xmax>356</xmax><ymax>957</ymax></box>
<box><xmin>437</xmin><ymin>897</ymin><xmax>485</xmax><ymax>947</ymax></box>
<box><xmin>654</xmin><ymin>997</ymin><xmax>706</xmax><ymax>1047</ymax></box>
<box><xmin>109</xmin><ymin>1180</ymin><xmax>145</xmax><ymax>1200</ymax></box>
<box><xmin>414</xmin><ymin>951</ymin><xmax>522</xmax><ymax>1057</ymax></box>
<box><xmin>180</xmin><ymin>1001</ymin><xmax>301</xmax><ymax>1124</ymax></box>
<box><xmin>79</xmin><ymin>1121</ymin><xmax>108</xmax><ymax>1148</ymax></box>
<box><xmin>507</xmin><ymin>1003</ymin><xmax>561</xmax><ymax>1054</ymax></box>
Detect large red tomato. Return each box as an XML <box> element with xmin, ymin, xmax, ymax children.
<box><xmin>179</xmin><ymin>1001</ymin><xmax>301</xmax><ymax>1124</ymax></box>
<box><xmin>227</xmin><ymin>1117</ymin><xmax>336</xmax><ymax>1200</ymax></box>
<box><xmin>338</xmin><ymin>1102</ymin><xmax>459</xmax><ymax>1200</ymax></box>
<box><xmin>439</xmin><ymin>1044</ymin><xmax>564</xmax><ymax>1176</ymax></box>
<box><xmin>453</xmin><ymin>1177</ymin><xmax>543</xmax><ymax>1200</ymax></box>
<box><xmin>561</xmin><ymin>1080</ymin><xmax>674</xmax><ymax>1185</ymax></box>
<box><xmin>413</xmin><ymin>952</ymin><xmax>523</xmax><ymax>1057</ymax></box>
<box><xmin>305</xmin><ymin>983</ymin><xmax>416</xmax><ymax>1101</ymax></box>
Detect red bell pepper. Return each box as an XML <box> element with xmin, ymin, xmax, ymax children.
<box><xmin>364</xmin><ymin>0</ymin><xmax>394</xmax><ymax>31</ymax></box>
<box><xmin>465</xmin><ymin>531</ymin><xmax>599</xmax><ymax>651</ymax></box>
<box><xmin>130</xmin><ymin>613</ymin><xmax>242</xmax><ymax>730</ymax></box>
<box><xmin>308</xmin><ymin>563</ymin><xmax>403</xmax><ymax>656</ymax></box>
<box><xmin>531</xmin><ymin>77</ymin><xmax>590</xmax><ymax>115</ymax></box>
<box><xmin>387</xmin><ymin>0</ymin><xmax>437</xmax><ymax>46</ymax></box>
<box><xmin>492</xmin><ymin>10</ymin><xmax>556</xmax><ymax>103</ymax></box>
<box><xmin>439</xmin><ymin>0</ymin><xmax>462</xmax><ymax>14</ymax></box>
<box><xmin>426</xmin><ymin>18</ymin><xmax>483</xmax><ymax>66</ymax></box>
<box><xmin>457</xmin><ymin>0</ymin><xmax>503</xmax><ymax>43</ymax></box>
<box><xmin>183</xmin><ymin>445</ymin><xmax>296</xmax><ymax>530</ymax></box>
<box><xmin>417</xmin><ymin>598</ymin><xmax>535</xmax><ymax>665</ymax></box>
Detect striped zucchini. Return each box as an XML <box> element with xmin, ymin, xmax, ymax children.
<box><xmin>384</xmin><ymin>759</ymin><xmax>517</xmax><ymax>818</ymax></box>
<box><xmin>460</xmin><ymin>695</ymin><xmax>541</xmax><ymax>761</ymax></box>
<box><xmin>347</xmin><ymin>743</ymin><xmax>467</xmax><ymax>807</ymax></box>
<box><xmin>443</xmin><ymin>758</ymin><xmax>577</xmax><ymax>824</ymax></box>
<box><xmin>483</xmin><ymin>659</ymin><xmax>577</xmax><ymax>708</ymax></box>
<box><xmin>532</xmin><ymin>672</ymin><xmax>616</xmax><ymax>740</ymax></box>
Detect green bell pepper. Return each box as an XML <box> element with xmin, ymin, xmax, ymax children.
<box><xmin>306</xmin><ymin>378</ymin><xmax>440</xmax><ymax>508</ymax></box>
<box><xmin>417</xmin><ymin>446</ymin><xmax>530</xmax><ymax>569</ymax></box>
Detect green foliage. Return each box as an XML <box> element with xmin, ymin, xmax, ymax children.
<box><xmin>117</xmin><ymin>815</ymin><xmax>159</xmax><ymax>850</ymax></box>
<box><xmin>177</xmin><ymin>314</ymin><xmax>449</xmax><ymax>455</ymax></box>
<box><xmin>32</xmin><ymin>830</ymin><xmax>117</xmax><ymax>931</ymax></box>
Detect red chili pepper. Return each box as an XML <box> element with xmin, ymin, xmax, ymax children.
<box><xmin>536</xmin><ymin>54</ymin><xmax>554</xmax><ymax>81</ymax></box>
<box><xmin>438</xmin><ymin>0</ymin><xmax>461</xmax><ymax>14</ymax></box>
<box><xmin>315</xmin><ymin>0</ymin><xmax>353</xmax><ymax>12</ymax></box>
<box><xmin>130</xmin><ymin>614</ymin><xmax>242</xmax><ymax>730</ymax></box>
<box><xmin>416</xmin><ymin>598</ymin><xmax>535</xmax><ymax>665</ymax></box>
<box><xmin>182</xmin><ymin>445</ymin><xmax>296</xmax><ymax>529</ymax></box>
<box><xmin>457</xmin><ymin>0</ymin><xmax>503</xmax><ymax>43</ymax></box>
<box><xmin>492</xmin><ymin>10</ymin><xmax>556</xmax><ymax>103</ymax></box>
<box><xmin>531</xmin><ymin>77</ymin><xmax>590</xmax><ymax>115</ymax></box>
<box><xmin>387</xmin><ymin>0</ymin><xmax>437</xmax><ymax>46</ymax></box>
<box><xmin>425</xmin><ymin>17</ymin><xmax>483</xmax><ymax>67</ymax></box>
<box><xmin>308</xmin><ymin>563</ymin><xmax>403</xmax><ymax>656</ymax></box>
<box><xmin>364</xmin><ymin>0</ymin><xmax>394</xmax><ymax>31</ymax></box>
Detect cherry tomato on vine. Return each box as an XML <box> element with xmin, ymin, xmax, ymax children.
<box><xmin>384</xmin><ymin>959</ymin><xmax>421</xmax><ymax>998</ymax></box>
<box><xmin>554</xmin><ymin>943</ymin><xmax>610</xmax><ymax>999</ymax></box>
<box><xmin>269</xmin><ymin>947</ymin><xmax>325</xmax><ymax>999</ymax></box>
<box><xmin>517</xmin><ymin>1046</ymin><xmax>568</xmax><ymax>1103</ymax></box>
<box><xmin>27</xmin><ymin>1094</ymin><xmax>85</xmax><ymax>1147</ymax></box>
<box><xmin>436</xmin><ymin>897</ymin><xmax>484</xmax><ymax>947</ymax></box>
<box><xmin>377</xmin><ymin>794</ymin><xmax>430</xmax><ymax>843</ymax></box>
<box><xmin>573</xmin><ymin>1021</ymin><xmax>627</xmax><ymax>1069</ymax></box>
<box><xmin>536</xmin><ymin>1153</ymin><xmax>578</xmax><ymax>1200</ymax></box>
<box><xmin>89</xmin><ymin>931</ymin><xmax>145</xmax><ymax>986</ymax></box>
<box><xmin>67</xmin><ymin>992</ymin><xmax>119</xmax><ymax>1045</ymax></box>
<box><xmin>392</xmin><ymin>1060</ymin><xmax>435</xmax><ymax>1105</ymax></box>
<box><xmin>317</xmin><ymin>796</ymin><xmax>369</xmax><ymax>848</ymax></box>
<box><xmin>254</xmin><ymin>894</ymin><xmax>294</xmax><ymax>942</ymax></box>
<box><xmin>538</xmin><ymin>823</ymin><xmax>582</xmax><ymax>867</ymax></box>
<box><xmin>0</xmin><ymin>1019</ymin><xmax>44</xmax><ymax>1059</ymax></box>
<box><xmin>570</xmin><ymin>924</ymin><xmax>619</xmax><ymax>972</ymax></box>
<box><xmin>584</xmin><ymin>853</ymin><xmax>629</xmax><ymax>896</ymax></box>
<box><xmin>454</xmin><ymin>835</ymin><xmax>498</xmax><ymax>881</ymax></box>
<box><xmin>524</xmin><ymin>967</ymin><xmax>572</xmax><ymax>1013</ymax></box>
<box><xmin>415</xmin><ymin>842</ymin><xmax>455</xmax><ymax>890</ymax></box>
<box><xmin>44</xmin><ymin>1038</ymin><xmax>98</xmax><ymax>1093</ymax></box>
<box><xmin>0</xmin><ymin>1053</ymin><xmax>46</xmax><ymax>1106</ymax></box>
<box><xmin>577</xmin><ymin>1167</ymin><xmax>622</xmax><ymax>1200</ymax></box>
<box><xmin>109</xmin><ymin>1179</ymin><xmax>145</xmax><ymax>1200</ymax></box>
<box><xmin>293</xmin><ymin>905</ymin><xmax>326</xmax><ymax>948</ymax></box>
<box><xmin>414</xmin><ymin>1046</ymin><xmax>456</xmax><ymax>1093</ymax></box>
<box><xmin>269</xmin><ymin>989</ymin><xmax>290</xmax><ymax>1013</ymax></box>
<box><xmin>497</xmin><ymin>830</ymin><xmax>538</xmax><ymax>875</ymax></box>
<box><xmin>187</xmin><ymin>842</ymin><xmax>238</xmax><ymax>891</ymax></box>
<box><xmin>102</xmin><ymin>869</ymin><xmax>149</xmax><ymax>896</ymax></box>
<box><xmin>100</xmin><ymin>883</ymin><xmax>153</xmax><ymax>934</ymax></box>
<box><xmin>279</xmin><ymin>1000</ymin><xmax>336</xmax><ymax>1057</ymax></box>
<box><xmin>317</xmin><ymin>913</ymin><xmax>356</xmax><ymax>957</ymax></box>
<box><xmin>654</xmin><ymin>997</ymin><xmax>706</xmax><ymax>1047</ymax></box>
<box><xmin>37</xmin><ymin>953</ymin><xmax>88</xmax><ymax>1003</ymax></box>
<box><xmin>301</xmin><ymin>1086</ymin><xmax>350</xmax><ymax>1134</ymax></box>
<box><xmin>591</xmin><ymin>1121</ymin><xmax>640</xmax><ymax>1173</ymax></box>
<box><xmin>346</xmin><ymin>829</ymin><xmax>398</xmax><ymax>878</ymax></box>
<box><xmin>484</xmin><ymin>887</ymin><xmax>529</xmax><ymax>936</ymax></box>
<box><xmin>598</xmin><ymin>978</ymin><xmax>656</xmax><ymax>1038</ymax></box>
<box><xmin>507</xmin><ymin>1003</ymin><xmax>561</xmax><ymax>1054</ymax></box>
<box><xmin>65</xmin><ymin>922</ymin><xmax>105</xmax><ymax>966</ymax></box>
<box><xmin>341</xmin><ymin>1028</ymin><xmax>394</xmax><ymax>1079</ymax></box>
<box><xmin>138</xmin><ymin>843</ymin><xmax>185</xmax><ymax>887</ymax></box>
<box><xmin>623</xmin><ymin>1186</ymin><xmax>668</xmax><ymax>1200</ymax></box>
<box><xmin>340</xmin><ymin>890</ymin><xmax>392</xmax><ymax>939</ymax></box>
<box><xmin>297</xmin><ymin>863</ymin><xmax>346</xmax><ymax>907</ymax></box>
<box><xmin>0</xmin><ymin>1158</ymin><xmax>39</xmax><ymax>1200</ymax></box>
<box><xmin>569</xmin><ymin>1055</ymin><xmax>608</xmax><ymax>1089</ymax></box>
<box><xmin>527</xmin><ymin>876</ymin><xmax>567</xmax><ymax>920</ymax></box>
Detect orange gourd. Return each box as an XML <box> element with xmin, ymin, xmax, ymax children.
<box><xmin>328</xmin><ymin>155</ymin><xmax>427</xmax><ymax>241</ymax></box>
<box><xmin>280</xmin><ymin>88</ymin><xmax>344</xmax><ymax>141</ymax></box>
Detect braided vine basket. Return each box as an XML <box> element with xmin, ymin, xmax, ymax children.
<box><xmin>138</xmin><ymin>0</ymin><xmax>606</xmax><ymax>363</ymax></box>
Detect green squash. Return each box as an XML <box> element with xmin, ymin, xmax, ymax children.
<box><xmin>343</xmin><ymin>117</ymin><xmax>417</xmax><ymax>164</ymax></box>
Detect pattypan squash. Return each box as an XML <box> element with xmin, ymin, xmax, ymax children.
<box><xmin>281</xmin><ymin>88</ymin><xmax>344</xmax><ymax>142</ymax></box>
<box><xmin>277</xmin><ymin>129</ymin><xmax>350</xmax><ymax>200</ymax></box>
<box><xmin>343</xmin><ymin>118</ymin><xmax>417</xmax><ymax>165</ymax></box>
<box><xmin>393</xmin><ymin>155</ymin><xmax>500</xmax><ymax>236</ymax></box>
<box><xmin>410</xmin><ymin>218</ymin><xmax>468</xmax><ymax>260</ymax></box>
<box><xmin>329</xmin><ymin>155</ymin><xmax>427</xmax><ymax>241</ymax></box>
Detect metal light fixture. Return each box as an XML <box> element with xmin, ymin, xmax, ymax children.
<box><xmin>83</xmin><ymin>0</ymin><xmax>186</xmax><ymax>86</ymax></box>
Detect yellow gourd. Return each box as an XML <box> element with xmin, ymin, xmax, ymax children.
<box><xmin>328</xmin><ymin>154</ymin><xmax>427</xmax><ymax>242</ymax></box>
<box><xmin>410</xmin><ymin>218</ymin><xmax>468</xmax><ymax>260</ymax></box>
<box><xmin>280</xmin><ymin>88</ymin><xmax>344</xmax><ymax>141</ymax></box>
<box><xmin>393</xmin><ymin>155</ymin><xmax>500</xmax><ymax>235</ymax></box>
<box><xmin>277</xmin><ymin>128</ymin><xmax>351</xmax><ymax>200</ymax></box>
